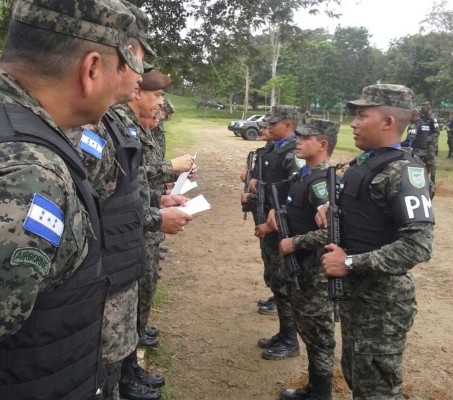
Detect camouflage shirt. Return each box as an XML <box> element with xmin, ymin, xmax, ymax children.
<box><xmin>293</xmin><ymin>148</ymin><xmax>434</xmax><ymax>290</ymax></box>
<box><xmin>113</xmin><ymin>104</ymin><xmax>163</xmax><ymax>233</ymax></box>
<box><xmin>0</xmin><ymin>69</ymin><xmax>89</xmax><ymax>340</ymax></box>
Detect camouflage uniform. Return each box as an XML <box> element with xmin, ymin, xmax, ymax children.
<box><xmin>446</xmin><ymin>115</ymin><xmax>453</xmax><ymax>158</ymax></box>
<box><xmin>113</xmin><ymin>104</ymin><xmax>167</xmax><ymax>334</ymax></box>
<box><xmin>294</xmin><ymin>85</ymin><xmax>434</xmax><ymax>399</ymax></box>
<box><xmin>0</xmin><ymin>1</ymin><xmax>140</xmax><ymax>398</ymax></box>
<box><xmin>420</xmin><ymin>103</ymin><xmax>438</xmax><ymax>183</ymax></box>
<box><xmin>280</xmin><ymin>120</ymin><xmax>339</xmax><ymax>400</ymax></box>
<box><xmin>403</xmin><ymin>116</ymin><xmax>429</xmax><ymax>164</ymax></box>
<box><xmin>258</xmin><ymin>106</ymin><xmax>303</xmax><ymax>359</ymax></box>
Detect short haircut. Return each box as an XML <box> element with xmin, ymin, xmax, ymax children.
<box><xmin>315</xmin><ymin>134</ymin><xmax>337</xmax><ymax>156</ymax></box>
<box><xmin>378</xmin><ymin>106</ymin><xmax>412</xmax><ymax>135</ymax></box>
<box><xmin>1</xmin><ymin>20</ymin><xmax>119</xmax><ymax>78</ymax></box>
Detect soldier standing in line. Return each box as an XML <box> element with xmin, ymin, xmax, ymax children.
<box><xmin>294</xmin><ymin>85</ymin><xmax>434</xmax><ymax>399</ymax></box>
<box><xmin>402</xmin><ymin>109</ymin><xmax>430</xmax><ymax>164</ymax></box>
<box><xmin>274</xmin><ymin>120</ymin><xmax>339</xmax><ymax>400</ymax></box>
<box><xmin>446</xmin><ymin>111</ymin><xmax>453</xmax><ymax>158</ymax></box>
<box><xmin>420</xmin><ymin>102</ymin><xmax>439</xmax><ymax>182</ymax></box>
<box><xmin>0</xmin><ymin>0</ymin><xmax>140</xmax><ymax>398</ymax></box>
<box><xmin>241</xmin><ymin>115</ymin><xmax>277</xmax><ymax>314</ymax></box>
<box><xmin>252</xmin><ymin>105</ymin><xmax>304</xmax><ymax>360</ymax></box>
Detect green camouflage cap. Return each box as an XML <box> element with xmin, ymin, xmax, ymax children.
<box><xmin>421</xmin><ymin>102</ymin><xmax>431</xmax><ymax>107</ymax></box>
<box><xmin>347</xmin><ymin>84</ymin><xmax>414</xmax><ymax>110</ymax></box>
<box><xmin>163</xmin><ymin>99</ymin><xmax>175</xmax><ymax>116</ymax></box>
<box><xmin>257</xmin><ymin>114</ymin><xmax>271</xmax><ymax>128</ymax></box>
<box><xmin>13</xmin><ymin>0</ymin><xmax>144</xmax><ymax>74</ymax></box>
<box><xmin>268</xmin><ymin>105</ymin><xmax>300</xmax><ymax>123</ymax></box>
<box><xmin>121</xmin><ymin>0</ymin><xmax>156</xmax><ymax>57</ymax></box>
<box><xmin>295</xmin><ymin>119</ymin><xmax>340</xmax><ymax>138</ymax></box>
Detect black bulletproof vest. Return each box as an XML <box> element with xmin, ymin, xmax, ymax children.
<box><xmin>263</xmin><ymin>140</ymin><xmax>297</xmax><ymax>207</ymax></box>
<box><xmin>0</xmin><ymin>104</ymin><xmax>108</xmax><ymax>400</ymax></box>
<box><xmin>339</xmin><ymin>148</ymin><xmax>411</xmax><ymax>255</ymax></box>
<box><xmin>286</xmin><ymin>170</ymin><xmax>326</xmax><ymax>264</ymax></box>
<box><xmin>100</xmin><ymin>111</ymin><xmax>144</xmax><ymax>293</ymax></box>
<box><xmin>412</xmin><ymin>119</ymin><xmax>429</xmax><ymax>150</ymax></box>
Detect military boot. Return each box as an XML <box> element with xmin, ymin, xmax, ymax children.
<box><xmin>257</xmin><ymin>296</ymin><xmax>275</xmax><ymax>307</ymax></box>
<box><xmin>281</xmin><ymin>375</ymin><xmax>332</xmax><ymax>400</ymax></box>
<box><xmin>257</xmin><ymin>332</ymin><xmax>283</xmax><ymax>349</ymax></box>
<box><xmin>280</xmin><ymin>365</ymin><xmax>316</xmax><ymax>399</ymax></box>
<box><xmin>262</xmin><ymin>315</ymin><xmax>299</xmax><ymax>360</ymax></box>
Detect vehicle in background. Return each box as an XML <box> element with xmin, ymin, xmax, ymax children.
<box><xmin>198</xmin><ymin>100</ymin><xmax>226</xmax><ymax>110</ymax></box>
<box><xmin>228</xmin><ymin>115</ymin><xmax>264</xmax><ymax>139</ymax></box>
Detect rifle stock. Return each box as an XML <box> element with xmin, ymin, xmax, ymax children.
<box><xmin>327</xmin><ymin>166</ymin><xmax>344</xmax><ymax>322</ymax></box>
<box><xmin>271</xmin><ymin>184</ymin><xmax>300</xmax><ymax>291</ymax></box>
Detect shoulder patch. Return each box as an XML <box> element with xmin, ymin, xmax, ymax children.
<box><xmin>312</xmin><ymin>181</ymin><xmax>328</xmax><ymax>198</ymax></box>
<box><xmin>79</xmin><ymin>128</ymin><xmax>106</xmax><ymax>159</ymax></box>
<box><xmin>128</xmin><ymin>127</ymin><xmax>138</xmax><ymax>139</ymax></box>
<box><xmin>11</xmin><ymin>247</ymin><xmax>51</xmax><ymax>276</ymax></box>
<box><xmin>23</xmin><ymin>194</ymin><xmax>65</xmax><ymax>247</ymax></box>
<box><xmin>408</xmin><ymin>166</ymin><xmax>426</xmax><ymax>189</ymax></box>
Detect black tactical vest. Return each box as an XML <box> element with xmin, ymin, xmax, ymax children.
<box><xmin>263</xmin><ymin>140</ymin><xmax>297</xmax><ymax>207</ymax></box>
<box><xmin>0</xmin><ymin>104</ymin><xmax>107</xmax><ymax>400</ymax></box>
<box><xmin>100</xmin><ymin>110</ymin><xmax>144</xmax><ymax>293</ymax></box>
<box><xmin>286</xmin><ymin>170</ymin><xmax>326</xmax><ymax>264</ymax></box>
<box><xmin>339</xmin><ymin>149</ymin><xmax>413</xmax><ymax>255</ymax></box>
<box><xmin>412</xmin><ymin>119</ymin><xmax>429</xmax><ymax>150</ymax></box>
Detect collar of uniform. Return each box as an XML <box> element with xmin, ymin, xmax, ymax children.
<box><xmin>274</xmin><ymin>133</ymin><xmax>296</xmax><ymax>150</ymax></box>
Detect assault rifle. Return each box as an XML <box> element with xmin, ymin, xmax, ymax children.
<box><xmin>327</xmin><ymin>166</ymin><xmax>344</xmax><ymax>322</ymax></box>
<box><xmin>256</xmin><ymin>155</ymin><xmax>266</xmax><ymax>249</ymax></box>
<box><xmin>242</xmin><ymin>151</ymin><xmax>255</xmax><ymax>220</ymax></box>
<box><xmin>271</xmin><ymin>183</ymin><xmax>300</xmax><ymax>291</ymax></box>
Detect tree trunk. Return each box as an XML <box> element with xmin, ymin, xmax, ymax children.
<box><xmin>270</xmin><ymin>27</ymin><xmax>281</xmax><ymax>108</ymax></box>
<box><xmin>242</xmin><ymin>65</ymin><xmax>250</xmax><ymax>120</ymax></box>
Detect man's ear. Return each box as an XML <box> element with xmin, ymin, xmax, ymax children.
<box><xmin>79</xmin><ymin>51</ymin><xmax>103</xmax><ymax>97</ymax></box>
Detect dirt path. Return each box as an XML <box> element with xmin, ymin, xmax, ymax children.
<box><xmin>151</xmin><ymin>124</ymin><xmax>453</xmax><ymax>400</ymax></box>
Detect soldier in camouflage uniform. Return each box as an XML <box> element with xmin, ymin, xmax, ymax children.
<box><xmin>153</xmin><ymin>98</ymin><xmax>176</xmax><ymax>160</ymax></box>
<box><xmin>275</xmin><ymin>120</ymin><xmax>339</xmax><ymax>400</ymax></box>
<box><xmin>252</xmin><ymin>106</ymin><xmax>304</xmax><ymax>360</ymax></box>
<box><xmin>294</xmin><ymin>85</ymin><xmax>434</xmax><ymax>399</ymax></box>
<box><xmin>420</xmin><ymin>102</ymin><xmax>439</xmax><ymax>182</ymax></box>
<box><xmin>0</xmin><ymin>1</ymin><xmax>141</xmax><ymax>399</ymax></box>
<box><xmin>402</xmin><ymin>109</ymin><xmax>429</xmax><ymax>164</ymax></box>
<box><xmin>446</xmin><ymin>112</ymin><xmax>453</xmax><ymax>158</ymax></box>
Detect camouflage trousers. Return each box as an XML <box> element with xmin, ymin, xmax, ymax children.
<box><xmin>261</xmin><ymin>232</ymin><xmax>296</xmax><ymax>338</ymax></box>
<box><xmin>426</xmin><ymin>136</ymin><xmax>437</xmax><ymax>182</ymax></box>
<box><xmin>286</xmin><ymin>262</ymin><xmax>335</xmax><ymax>377</ymax></box>
<box><xmin>340</xmin><ymin>296</ymin><xmax>417</xmax><ymax>399</ymax></box>
<box><xmin>138</xmin><ymin>238</ymin><xmax>161</xmax><ymax>335</ymax></box>
<box><xmin>103</xmin><ymin>360</ymin><xmax>122</xmax><ymax>400</ymax></box>
<box><xmin>101</xmin><ymin>282</ymin><xmax>139</xmax><ymax>364</ymax></box>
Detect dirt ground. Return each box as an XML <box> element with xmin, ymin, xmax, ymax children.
<box><xmin>148</xmin><ymin>125</ymin><xmax>453</xmax><ymax>400</ymax></box>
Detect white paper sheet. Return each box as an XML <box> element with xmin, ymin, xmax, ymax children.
<box><xmin>177</xmin><ymin>194</ymin><xmax>212</xmax><ymax>216</ymax></box>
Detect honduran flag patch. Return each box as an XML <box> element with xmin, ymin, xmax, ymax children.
<box><xmin>23</xmin><ymin>194</ymin><xmax>65</xmax><ymax>247</ymax></box>
<box><xmin>79</xmin><ymin>128</ymin><xmax>106</xmax><ymax>159</ymax></box>
<box><xmin>128</xmin><ymin>127</ymin><xmax>138</xmax><ymax>139</ymax></box>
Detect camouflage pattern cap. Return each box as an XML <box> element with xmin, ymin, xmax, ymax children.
<box><xmin>268</xmin><ymin>105</ymin><xmax>300</xmax><ymax>123</ymax></box>
<box><xmin>347</xmin><ymin>84</ymin><xmax>414</xmax><ymax>110</ymax></box>
<box><xmin>257</xmin><ymin>114</ymin><xmax>270</xmax><ymax>128</ymax></box>
<box><xmin>421</xmin><ymin>102</ymin><xmax>431</xmax><ymax>107</ymax></box>
<box><xmin>121</xmin><ymin>0</ymin><xmax>156</xmax><ymax>57</ymax></box>
<box><xmin>295</xmin><ymin>119</ymin><xmax>340</xmax><ymax>138</ymax></box>
<box><xmin>163</xmin><ymin>99</ymin><xmax>175</xmax><ymax>116</ymax></box>
<box><xmin>139</xmin><ymin>69</ymin><xmax>172</xmax><ymax>91</ymax></box>
<box><xmin>13</xmin><ymin>0</ymin><xmax>144</xmax><ymax>74</ymax></box>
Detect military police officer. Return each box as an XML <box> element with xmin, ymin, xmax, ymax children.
<box><xmin>403</xmin><ymin>109</ymin><xmax>430</xmax><ymax>164</ymax></box>
<box><xmin>419</xmin><ymin>102</ymin><xmax>439</xmax><ymax>182</ymax></box>
<box><xmin>297</xmin><ymin>84</ymin><xmax>434</xmax><ymax>399</ymax></box>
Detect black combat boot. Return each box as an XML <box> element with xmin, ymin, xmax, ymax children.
<box><xmin>280</xmin><ymin>374</ymin><xmax>332</xmax><ymax>400</ymax></box>
<box><xmin>257</xmin><ymin>296</ymin><xmax>275</xmax><ymax>307</ymax></box>
<box><xmin>257</xmin><ymin>332</ymin><xmax>283</xmax><ymax>349</ymax></box>
<box><xmin>258</xmin><ymin>300</ymin><xmax>277</xmax><ymax>315</ymax></box>
<box><xmin>119</xmin><ymin>352</ymin><xmax>161</xmax><ymax>400</ymax></box>
<box><xmin>261</xmin><ymin>324</ymin><xmax>299</xmax><ymax>360</ymax></box>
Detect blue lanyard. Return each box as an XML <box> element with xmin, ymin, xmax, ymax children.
<box><xmin>274</xmin><ymin>134</ymin><xmax>295</xmax><ymax>149</ymax></box>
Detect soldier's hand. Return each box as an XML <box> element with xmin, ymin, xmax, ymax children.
<box><xmin>188</xmin><ymin>162</ymin><xmax>198</xmax><ymax>179</ymax></box>
<box><xmin>267</xmin><ymin>209</ymin><xmax>278</xmax><ymax>231</ymax></box>
<box><xmin>160</xmin><ymin>207</ymin><xmax>193</xmax><ymax>234</ymax></box>
<box><xmin>160</xmin><ymin>194</ymin><xmax>188</xmax><ymax>208</ymax></box>
<box><xmin>321</xmin><ymin>243</ymin><xmax>348</xmax><ymax>277</ymax></box>
<box><xmin>240</xmin><ymin>169</ymin><xmax>247</xmax><ymax>183</ymax></box>
<box><xmin>171</xmin><ymin>154</ymin><xmax>193</xmax><ymax>172</ymax></box>
<box><xmin>254</xmin><ymin>222</ymin><xmax>273</xmax><ymax>238</ymax></box>
<box><xmin>279</xmin><ymin>238</ymin><xmax>295</xmax><ymax>256</ymax></box>
<box><xmin>249</xmin><ymin>178</ymin><xmax>257</xmax><ymax>194</ymax></box>
<box><xmin>315</xmin><ymin>204</ymin><xmax>330</xmax><ymax>228</ymax></box>
<box><xmin>241</xmin><ymin>193</ymin><xmax>249</xmax><ymax>205</ymax></box>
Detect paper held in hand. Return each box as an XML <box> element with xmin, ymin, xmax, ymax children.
<box><xmin>177</xmin><ymin>194</ymin><xmax>212</xmax><ymax>216</ymax></box>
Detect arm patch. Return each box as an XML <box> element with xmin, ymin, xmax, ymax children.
<box><xmin>391</xmin><ymin>164</ymin><xmax>434</xmax><ymax>225</ymax></box>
